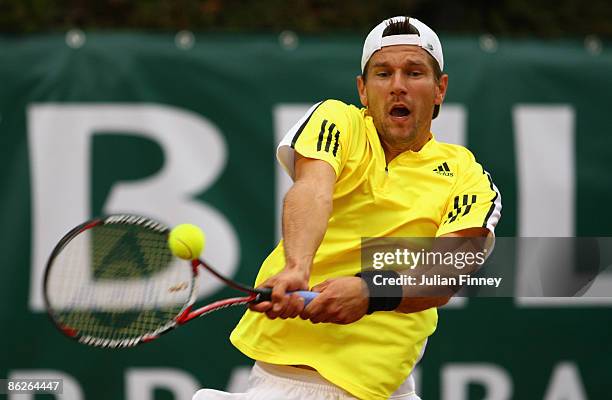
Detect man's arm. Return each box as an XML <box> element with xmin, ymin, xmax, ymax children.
<box><xmin>300</xmin><ymin>227</ymin><xmax>491</xmax><ymax>323</ymax></box>
<box><xmin>394</xmin><ymin>226</ymin><xmax>490</xmax><ymax>313</ymax></box>
<box><xmin>249</xmin><ymin>153</ymin><xmax>336</xmax><ymax>319</ymax></box>
<box><xmin>282</xmin><ymin>153</ymin><xmax>335</xmax><ymax>278</ymax></box>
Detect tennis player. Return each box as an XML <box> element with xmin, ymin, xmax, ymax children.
<box><xmin>194</xmin><ymin>16</ymin><xmax>501</xmax><ymax>400</ymax></box>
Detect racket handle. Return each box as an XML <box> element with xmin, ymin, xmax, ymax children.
<box><xmin>255</xmin><ymin>288</ymin><xmax>318</xmax><ymax>305</ymax></box>
<box><xmin>291</xmin><ymin>290</ymin><xmax>318</xmax><ymax>305</ymax></box>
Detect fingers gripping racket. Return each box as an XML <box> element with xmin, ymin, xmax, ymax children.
<box><xmin>43</xmin><ymin>215</ymin><xmax>317</xmax><ymax>348</ymax></box>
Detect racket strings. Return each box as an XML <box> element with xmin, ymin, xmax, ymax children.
<box><xmin>46</xmin><ymin>223</ymin><xmax>193</xmax><ymax>342</ymax></box>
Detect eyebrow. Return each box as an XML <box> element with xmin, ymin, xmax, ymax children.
<box><xmin>370</xmin><ymin>60</ymin><xmax>428</xmax><ymax>68</ymax></box>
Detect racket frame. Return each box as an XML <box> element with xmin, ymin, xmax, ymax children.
<box><xmin>43</xmin><ymin>215</ymin><xmax>271</xmax><ymax>348</ymax></box>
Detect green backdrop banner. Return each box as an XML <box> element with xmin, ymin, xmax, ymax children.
<box><xmin>1</xmin><ymin>33</ymin><xmax>611</xmax><ymax>399</ymax></box>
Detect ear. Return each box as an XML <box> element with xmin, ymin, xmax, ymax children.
<box><xmin>434</xmin><ymin>74</ymin><xmax>449</xmax><ymax>106</ymax></box>
<box><xmin>356</xmin><ymin>75</ymin><xmax>368</xmax><ymax>107</ymax></box>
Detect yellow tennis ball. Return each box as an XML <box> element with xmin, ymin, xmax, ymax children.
<box><xmin>168</xmin><ymin>224</ymin><xmax>206</xmax><ymax>260</ymax></box>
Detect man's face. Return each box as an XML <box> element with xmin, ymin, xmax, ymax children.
<box><xmin>357</xmin><ymin>45</ymin><xmax>448</xmax><ymax>152</ymax></box>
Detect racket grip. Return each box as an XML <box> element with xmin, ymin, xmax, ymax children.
<box><xmin>255</xmin><ymin>288</ymin><xmax>318</xmax><ymax>305</ymax></box>
<box><xmin>291</xmin><ymin>290</ymin><xmax>318</xmax><ymax>305</ymax></box>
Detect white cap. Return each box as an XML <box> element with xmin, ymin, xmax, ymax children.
<box><xmin>361</xmin><ymin>16</ymin><xmax>444</xmax><ymax>73</ymax></box>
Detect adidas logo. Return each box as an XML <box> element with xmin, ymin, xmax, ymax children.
<box><xmin>433</xmin><ymin>162</ymin><xmax>454</xmax><ymax>177</ymax></box>
<box><xmin>426</xmin><ymin>43</ymin><xmax>434</xmax><ymax>51</ymax></box>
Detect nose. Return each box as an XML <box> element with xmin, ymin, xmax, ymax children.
<box><xmin>390</xmin><ymin>72</ymin><xmax>408</xmax><ymax>96</ymax></box>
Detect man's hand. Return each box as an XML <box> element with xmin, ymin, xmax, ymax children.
<box><xmin>249</xmin><ymin>268</ymin><xmax>310</xmax><ymax>319</ymax></box>
<box><xmin>250</xmin><ymin>154</ymin><xmax>336</xmax><ymax>321</ymax></box>
<box><xmin>300</xmin><ymin>277</ymin><xmax>369</xmax><ymax>324</ymax></box>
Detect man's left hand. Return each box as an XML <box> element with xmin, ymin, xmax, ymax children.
<box><xmin>300</xmin><ymin>277</ymin><xmax>369</xmax><ymax>324</ymax></box>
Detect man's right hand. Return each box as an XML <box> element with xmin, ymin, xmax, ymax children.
<box><xmin>249</xmin><ymin>268</ymin><xmax>310</xmax><ymax>320</ymax></box>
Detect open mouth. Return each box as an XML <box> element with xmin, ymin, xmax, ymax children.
<box><xmin>389</xmin><ymin>105</ymin><xmax>411</xmax><ymax>118</ymax></box>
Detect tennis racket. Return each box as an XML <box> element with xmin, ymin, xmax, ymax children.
<box><xmin>43</xmin><ymin>214</ymin><xmax>317</xmax><ymax>348</ymax></box>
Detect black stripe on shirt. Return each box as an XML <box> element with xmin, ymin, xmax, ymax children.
<box><xmin>463</xmin><ymin>194</ymin><xmax>477</xmax><ymax>216</ymax></box>
<box><xmin>482</xmin><ymin>172</ymin><xmax>499</xmax><ymax>228</ymax></box>
<box><xmin>332</xmin><ymin>130</ymin><xmax>340</xmax><ymax>156</ymax></box>
<box><xmin>291</xmin><ymin>101</ymin><xmax>324</xmax><ymax>149</ymax></box>
<box><xmin>317</xmin><ymin>119</ymin><xmax>328</xmax><ymax>151</ymax></box>
<box><xmin>324</xmin><ymin>123</ymin><xmax>336</xmax><ymax>152</ymax></box>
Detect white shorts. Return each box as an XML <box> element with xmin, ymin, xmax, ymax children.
<box><xmin>193</xmin><ymin>362</ymin><xmax>421</xmax><ymax>400</ymax></box>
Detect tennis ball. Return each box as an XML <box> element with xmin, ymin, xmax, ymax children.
<box><xmin>168</xmin><ymin>224</ymin><xmax>206</xmax><ymax>260</ymax></box>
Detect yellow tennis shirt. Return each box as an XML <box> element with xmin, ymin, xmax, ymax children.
<box><xmin>231</xmin><ymin>100</ymin><xmax>501</xmax><ymax>399</ymax></box>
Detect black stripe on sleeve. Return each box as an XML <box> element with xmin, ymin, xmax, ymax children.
<box><xmin>291</xmin><ymin>101</ymin><xmax>325</xmax><ymax>149</ymax></box>
<box><xmin>324</xmin><ymin>123</ymin><xmax>336</xmax><ymax>152</ymax></box>
<box><xmin>317</xmin><ymin>119</ymin><xmax>328</xmax><ymax>151</ymax></box>
<box><xmin>482</xmin><ymin>172</ymin><xmax>499</xmax><ymax>228</ymax></box>
<box><xmin>462</xmin><ymin>195</ymin><xmax>477</xmax><ymax>216</ymax></box>
<box><xmin>332</xmin><ymin>130</ymin><xmax>340</xmax><ymax>156</ymax></box>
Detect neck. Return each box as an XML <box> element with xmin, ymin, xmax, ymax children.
<box><xmin>382</xmin><ymin>132</ymin><xmax>432</xmax><ymax>164</ymax></box>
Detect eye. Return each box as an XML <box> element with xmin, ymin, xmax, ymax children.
<box><xmin>407</xmin><ymin>71</ymin><xmax>423</xmax><ymax>77</ymax></box>
<box><xmin>376</xmin><ymin>71</ymin><xmax>390</xmax><ymax>77</ymax></box>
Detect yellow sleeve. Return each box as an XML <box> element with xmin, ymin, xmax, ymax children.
<box><xmin>436</xmin><ymin>148</ymin><xmax>502</xmax><ymax>236</ymax></box>
<box><xmin>276</xmin><ymin>100</ymin><xmax>352</xmax><ymax>180</ymax></box>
